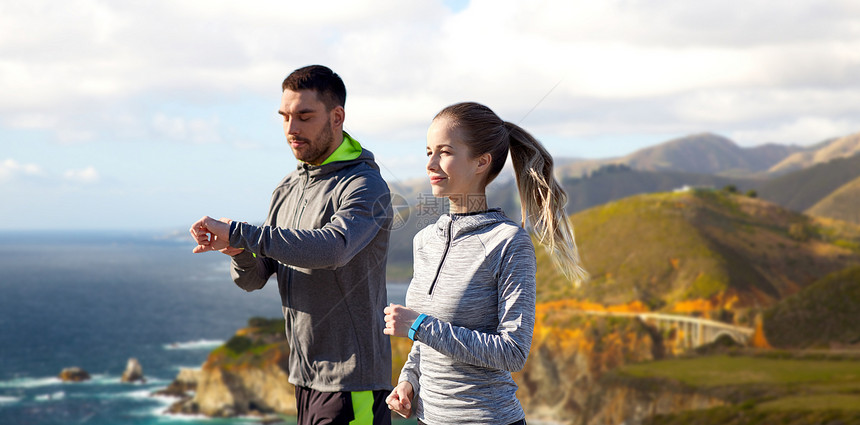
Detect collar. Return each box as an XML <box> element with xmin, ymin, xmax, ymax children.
<box><xmin>320</xmin><ymin>131</ymin><xmax>363</xmax><ymax>165</ymax></box>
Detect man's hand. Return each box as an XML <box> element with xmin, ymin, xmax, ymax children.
<box><xmin>386</xmin><ymin>381</ymin><xmax>414</xmax><ymax>418</ymax></box>
<box><xmin>189</xmin><ymin>216</ymin><xmax>233</xmax><ymax>254</ymax></box>
<box><xmin>383</xmin><ymin>303</ymin><xmax>421</xmax><ymax>338</ymax></box>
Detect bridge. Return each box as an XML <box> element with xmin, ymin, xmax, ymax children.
<box><xmin>574</xmin><ymin>310</ymin><xmax>755</xmax><ymax>349</ymax></box>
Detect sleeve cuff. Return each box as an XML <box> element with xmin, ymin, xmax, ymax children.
<box><xmin>230</xmin><ymin>249</ymin><xmax>257</xmax><ymax>268</ymax></box>
<box><xmin>228</xmin><ymin>220</ymin><xmax>240</xmax><ymax>245</ymax></box>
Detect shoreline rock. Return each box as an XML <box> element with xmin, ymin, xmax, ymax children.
<box><xmin>59</xmin><ymin>367</ymin><xmax>91</xmax><ymax>382</ymax></box>
<box><xmin>153</xmin><ymin>367</ymin><xmax>200</xmax><ymax>398</ymax></box>
<box><xmin>121</xmin><ymin>358</ymin><xmax>145</xmax><ymax>383</ymax></box>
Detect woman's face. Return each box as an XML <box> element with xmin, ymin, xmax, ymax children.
<box><xmin>425</xmin><ymin>117</ymin><xmax>487</xmax><ymax>199</ymax></box>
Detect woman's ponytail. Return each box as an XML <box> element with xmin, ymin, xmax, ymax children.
<box><xmin>505</xmin><ymin>121</ymin><xmax>588</xmax><ymax>285</ymax></box>
<box><xmin>434</xmin><ymin>102</ymin><xmax>587</xmax><ymax>284</ymax></box>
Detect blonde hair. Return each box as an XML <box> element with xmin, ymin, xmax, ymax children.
<box><xmin>434</xmin><ymin>102</ymin><xmax>588</xmax><ymax>284</ymax></box>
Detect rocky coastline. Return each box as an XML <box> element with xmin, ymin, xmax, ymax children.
<box><xmin>153</xmin><ymin>312</ymin><xmax>727</xmax><ymax>424</ymax></box>
<box><xmin>153</xmin><ymin>301</ymin><xmax>860</xmax><ymax>424</ymax></box>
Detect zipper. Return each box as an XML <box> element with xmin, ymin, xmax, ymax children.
<box><xmin>286</xmin><ymin>171</ymin><xmax>310</xmax><ymax>382</ymax></box>
<box><xmin>427</xmin><ymin>219</ymin><xmax>454</xmax><ymax>297</ymax></box>
<box><xmin>287</xmin><ymin>172</ymin><xmax>310</xmax><ymax>308</ymax></box>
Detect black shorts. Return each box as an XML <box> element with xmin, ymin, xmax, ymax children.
<box><xmin>295</xmin><ymin>385</ymin><xmax>392</xmax><ymax>425</ymax></box>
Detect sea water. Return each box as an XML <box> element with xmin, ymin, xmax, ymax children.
<box><xmin>0</xmin><ymin>231</ymin><xmax>412</xmax><ymax>425</ymax></box>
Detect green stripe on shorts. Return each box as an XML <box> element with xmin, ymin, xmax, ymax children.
<box><xmin>349</xmin><ymin>390</ymin><xmax>374</xmax><ymax>425</ymax></box>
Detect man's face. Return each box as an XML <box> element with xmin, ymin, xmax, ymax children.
<box><xmin>279</xmin><ymin>89</ymin><xmax>343</xmax><ymax>165</ymax></box>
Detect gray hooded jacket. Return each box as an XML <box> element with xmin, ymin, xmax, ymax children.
<box><xmin>400</xmin><ymin>209</ymin><xmax>537</xmax><ymax>425</ymax></box>
<box><xmin>227</xmin><ymin>144</ymin><xmax>392</xmax><ymax>393</ymax></box>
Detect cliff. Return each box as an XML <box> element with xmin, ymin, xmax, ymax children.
<box><xmin>165</xmin><ymin>317</ymin><xmax>295</xmax><ymax>417</ymax></box>
<box><xmin>514</xmin><ymin>302</ymin><xmax>729</xmax><ymax>425</ymax></box>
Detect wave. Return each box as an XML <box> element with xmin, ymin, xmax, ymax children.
<box><xmin>0</xmin><ymin>373</ymin><xmax>122</xmax><ymax>389</ymax></box>
<box><xmin>0</xmin><ymin>376</ymin><xmax>61</xmax><ymax>389</ymax></box>
<box><xmin>0</xmin><ymin>395</ymin><xmax>21</xmax><ymax>404</ymax></box>
<box><xmin>164</xmin><ymin>339</ymin><xmax>223</xmax><ymax>350</ymax></box>
<box><xmin>152</xmin><ymin>409</ymin><xmax>263</xmax><ymax>424</ymax></box>
<box><xmin>35</xmin><ymin>391</ymin><xmax>65</xmax><ymax>401</ymax></box>
<box><xmin>171</xmin><ymin>365</ymin><xmax>202</xmax><ymax>372</ymax></box>
<box><xmin>87</xmin><ymin>374</ymin><xmax>116</xmax><ymax>385</ymax></box>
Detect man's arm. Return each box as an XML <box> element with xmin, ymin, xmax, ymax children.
<box><xmin>230</xmin><ymin>249</ymin><xmax>277</xmax><ymax>291</ymax></box>
<box><xmin>228</xmin><ymin>172</ymin><xmax>391</xmax><ymax>270</ymax></box>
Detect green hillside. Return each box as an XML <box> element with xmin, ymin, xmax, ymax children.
<box><xmin>619</xmin><ymin>353</ymin><xmax>860</xmax><ymax>425</ymax></box>
<box><xmin>763</xmin><ymin>265</ymin><xmax>860</xmax><ymax>349</ymax></box>
<box><xmin>807</xmin><ymin>175</ymin><xmax>860</xmax><ymax>225</ymax></box>
<box><xmin>757</xmin><ymin>153</ymin><xmax>860</xmax><ymax>212</ymax></box>
<box><xmin>536</xmin><ymin>189</ymin><xmax>860</xmax><ymax>310</ymax></box>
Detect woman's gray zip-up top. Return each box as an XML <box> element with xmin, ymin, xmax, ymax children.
<box><xmin>399</xmin><ymin>209</ymin><xmax>537</xmax><ymax>425</ymax></box>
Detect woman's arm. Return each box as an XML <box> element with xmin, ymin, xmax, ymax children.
<box><xmin>386</xmin><ymin>234</ymin><xmax>537</xmax><ymax>372</ymax></box>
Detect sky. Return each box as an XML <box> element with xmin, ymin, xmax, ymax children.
<box><xmin>2</xmin><ymin>0</ymin><xmax>860</xmax><ymax>231</ymax></box>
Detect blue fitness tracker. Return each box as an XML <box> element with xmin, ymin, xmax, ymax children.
<box><xmin>408</xmin><ymin>314</ymin><xmax>428</xmax><ymax>341</ymax></box>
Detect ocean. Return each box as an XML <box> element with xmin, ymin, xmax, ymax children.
<box><xmin>0</xmin><ymin>231</ymin><xmax>411</xmax><ymax>425</ymax></box>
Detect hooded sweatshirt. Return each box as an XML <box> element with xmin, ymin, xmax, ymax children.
<box><xmin>227</xmin><ymin>133</ymin><xmax>393</xmax><ymax>393</ymax></box>
<box><xmin>399</xmin><ymin>209</ymin><xmax>537</xmax><ymax>425</ymax></box>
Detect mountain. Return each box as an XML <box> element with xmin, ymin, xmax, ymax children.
<box><xmin>768</xmin><ymin>131</ymin><xmax>860</xmax><ymax>175</ymax></box>
<box><xmin>620</xmin><ymin>133</ymin><xmax>799</xmax><ymax>176</ymax></box>
<box><xmin>806</xmin><ymin>175</ymin><xmax>860</xmax><ymax>225</ymax></box>
<box><xmin>560</xmin><ymin>133</ymin><xmax>803</xmax><ymax>177</ymax></box>
<box><xmin>562</xmin><ymin>164</ymin><xmax>760</xmax><ymax>214</ymax></box>
<box><xmin>535</xmin><ymin>189</ymin><xmax>860</xmax><ymax>312</ymax></box>
<box><xmin>756</xmin><ymin>153</ymin><xmax>860</xmax><ymax>212</ymax></box>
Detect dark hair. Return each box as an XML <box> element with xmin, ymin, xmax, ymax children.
<box><xmin>434</xmin><ymin>102</ymin><xmax>587</xmax><ymax>284</ymax></box>
<box><xmin>281</xmin><ymin>65</ymin><xmax>346</xmax><ymax>111</ymax></box>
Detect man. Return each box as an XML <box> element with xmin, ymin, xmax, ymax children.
<box><xmin>190</xmin><ymin>65</ymin><xmax>393</xmax><ymax>425</ymax></box>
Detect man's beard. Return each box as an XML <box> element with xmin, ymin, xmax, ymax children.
<box><xmin>291</xmin><ymin>123</ymin><xmax>335</xmax><ymax>165</ymax></box>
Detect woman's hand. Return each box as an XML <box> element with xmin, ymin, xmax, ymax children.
<box><xmin>383</xmin><ymin>303</ymin><xmax>420</xmax><ymax>338</ymax></box>
<box><xmin>385</xmin><ymin>381</ymin><xmax>414</xmax><ymax>418</ymax></box>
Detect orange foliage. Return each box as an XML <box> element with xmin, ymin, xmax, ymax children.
<box><xmin>751</xmin><ymin>313</ymin><xmax>772</xmax><ymax>349</ymax></box>
<box><xmin>606</xmin><ymin>300</ymin><xmax>649</xmax><ymax>313</ymax></box>
<box><xmin>670</xmin><ymin>298</ymin><xmax>715</xmax><ymax>314</ymax></box>
<box><xmin>669</xmin><ymin>293</ymin><xmax>742</xmax><ymax>316</ymax></box>
<box><xmin>536</xmin><ymin>299</ymin><xmax>650</xmax><ymax>314</ymax></box>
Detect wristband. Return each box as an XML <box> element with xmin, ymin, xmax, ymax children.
<box><xmin>408</xmin><ymin>314</ymin><xmax>428</xmax><ymax>341</ymax></box>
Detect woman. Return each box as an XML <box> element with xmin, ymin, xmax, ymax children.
<box><xmin>383</xmin><ymin>102</ymin><xmax>587</xmax><ymax>424</ymax></box>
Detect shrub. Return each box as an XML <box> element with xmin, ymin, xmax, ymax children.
<box><xmin>224</xmin><ymin>335</ymin><xmax>253</xmax><ymax>355</ymax></box>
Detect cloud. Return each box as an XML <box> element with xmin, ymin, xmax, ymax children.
<box><xmin>730</xmin><ymin>116</ymin><xmax>860</xmax><ymax>146</ymax></box>
<box><xmin>0</xmin><ymin>159</ymin><xmax>102</xmax><ymax>186</ymax></box>
<box><xmin>0</xmin><ymin>159</ymin><xmax>44</xmax><ymax>183</ymax></box>
<box><xmin>152</xmin><ymin>113</ymin><xmax>223</xmax><ymax>144</ymax></box>
<box><xmin>63</xmin><ymin>166</ymin><xmax>100</xmax><ymax>184</ymax></box>
<box><xmin>1</xmin><ymin>0</ymin><xmax>859</xmax><ymax>151</ymax></box>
